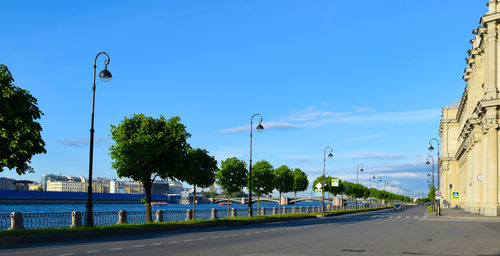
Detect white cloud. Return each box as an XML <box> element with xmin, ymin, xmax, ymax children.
<box><xmin>349</xmin><ymin>133</ymin><xmax>385</xmax><ymax>141</ymax></box>
<box><xmin>353</xmin><ymin>106</ymin><xmax>376</xmax><ymax>113</ymax></box>
<box><xmin>217</xmin><ymin>103</ymin><xmax>441</xmax><ymax>134</ymax></box>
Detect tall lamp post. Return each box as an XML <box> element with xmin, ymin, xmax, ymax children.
<box><xmin>356</xmin><ymin>164</ymin><xmax>364</xmax><ymax>184</ymax></box>
<box><xmin>86</xmin><ymin>52</ymin><xmax>112</xmax><ymax>227</ymax></box>
<box><xmin>429</xmin><ymin>138</ymin><xmax>441</xmax><ymax>215</ymax></box>
<box><xmin>322</xmin><ymin>146</ymin><xmax>334</xmax><ymax>213</ymax></box>
<box><xmin>248</xmin><ymin>114</ymin><xmax>264</xmax><ymax>217</ymax></box>
<box><xmin>428</xmin><ymin>138</ymin><xmax>440</xmax><ymax>189</ymax></box>
<box><xmin>369</xmin><ymin>173</ymin><xmax>375</xmax><ymax>207</ymax></box>
<box><xmin>425</xmin><ymin>156</ymin><xmax>435</xmax><ymax>189</ymax></box>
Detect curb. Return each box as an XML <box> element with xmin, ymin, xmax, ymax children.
<box><xmin>0</xmin><ymin>207</ymin><xmax>390</xmax><ymax>249</ymax></box>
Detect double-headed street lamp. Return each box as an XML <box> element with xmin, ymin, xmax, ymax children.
<box><xmin>248</xmin><ymin>114</ymin><xmax>264</xmax><ymax>217</ymax></box>
<box><xmin>86</xmin><ymin>52</ymin><xmax>112</xmax><ymax>227</ymax></box>
<box><xmin>322</xmin><ymin>146</ymin><xmax>334</xmax><ymax>213</ymax></box>
<box><xmin>369</xmin><ymin>173</ymin><xmax>375</xmax><ymax>206</ymax></box>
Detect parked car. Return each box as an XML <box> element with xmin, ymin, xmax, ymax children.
<box><xmin>394</xmin><ymin>204</ymin><xmax>402</xmax><ymax>210</ymax></box>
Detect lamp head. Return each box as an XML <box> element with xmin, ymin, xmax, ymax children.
<box><xmin>99</xmin><ymin>66</ymin><xmax>112</xmax><ymax>82</ymax></box>
<box><xmin>360</xmin><ymin>168</ymin><xmax>364</xmax><ymax>172</ymax></box>
<box><xmin>328</xmin><ymin>152</ymin><xmax>333</xmax><ymax>158</ymax></box>
<box><xmin>429</xmin><ymin>145</ymin><xmax>434</xmax><ymax>151</ymax></box>
<box><xmin>256</xmin><ymin>123</ymin><xmax>264</xmax><ymax>132</ymax></box>
<box><xmin>425</xmin><ymin>160</ymin><xmax>430</xmax><ymax>165</ymax></box>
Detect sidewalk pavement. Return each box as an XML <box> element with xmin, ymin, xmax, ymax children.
<box><xmin>424</xmin><ymin>206</ymin><xmax>500</xmax><ymax>221</ymax></box>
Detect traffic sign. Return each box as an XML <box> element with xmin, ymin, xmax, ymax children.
<box><xmin>332</xmin><ymin>179</ymin><xmax>339</xmax><ymax>187</ymax></box>
<box><xmin>315</xmin><ymin>183</ymin><xmax>322</xmax><ymax>189</ymax></box>
<box><xmin>435</xmin><ymin>190</ymin><xmax>442</xmax><ymax>196</ymax></box>
<box><xmin>435</xmin><ymin>196</ymin><xmax>442</xmax><ymax>200</ymax></box>
<box><xmin>452</xmin><ymin>191</ymin><xmax>460</xmax><ymax>199</ymax></box>
<box><xmin>315</xmin><ymin>189</ymin><xmax>323</xmax><ymax>197</ymax></box>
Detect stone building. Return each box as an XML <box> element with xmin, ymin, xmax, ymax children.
<box><xmin>440</xmin><ymin>0</ymin><xmax>500</xmax><ymax>216</ymax></box>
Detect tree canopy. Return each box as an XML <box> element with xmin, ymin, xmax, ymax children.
<box><xmin>274</xmin><ymin>165</ymin><xmax>294</xmax><ymax>196</ymax></box>
<box><xmin>109</xmin><ymin>114</ymin><xmax>190</xmax><ymax>222</ymax></box>
<box><xmin>292</xmin><ymin>168</ymin><xmax>308</xmax><ymax>195</ymax></box>
<box><xmin>181</xmin><ymin>148</ymin><xmax>217</xmax><ymax>189</ymax></box>
<box><xmin>0</xmin><ymin>64</ymin><xmax>46</xmax><ymax>174</ymax></box>
<box><xmin>249</xmin><ymin>160</ymin><xmax>275</xmax><ymax>198</ymax></box>
<box><xmin>216</xmin><ymin>157</ymin><xmax>248</xmax><ymax>195</ymax></box>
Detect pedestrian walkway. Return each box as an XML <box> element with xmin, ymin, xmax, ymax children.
<box><xmin>423</xmin><ymin>207</ymin><xmax>500</xmax><ymax>222</ymax></box>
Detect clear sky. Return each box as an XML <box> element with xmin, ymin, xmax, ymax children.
<box><xmin>1</xmin><ymin>0</ymin><xmax>486</xmax><ymax>196</ymax></box>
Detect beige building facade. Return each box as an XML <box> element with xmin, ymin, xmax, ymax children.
<box><xmin>440</xmin><ymin>0</ymin><xmax>500</xmax><ymax>216</ymax></box>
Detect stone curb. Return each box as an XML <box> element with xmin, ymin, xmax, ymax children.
<box><xmin>0</xmin><ymin>207</ymin><xmax>390</xmax><ymax>249</ymax></box>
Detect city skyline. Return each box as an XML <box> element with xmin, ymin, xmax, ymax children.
<box><xmin>1</xmin><ymin>1</ymin><xmax>484</xmax><ymax>196</ymax></box>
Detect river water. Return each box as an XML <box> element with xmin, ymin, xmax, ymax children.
<box><xmin>0</xmin><ymin>201</ymin><xmax>322</xmax><ymax>214</ymax></box>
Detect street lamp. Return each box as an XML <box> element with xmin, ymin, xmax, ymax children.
<box><xmin>369</xmin><ymin>173</ymin><xmax>375</xmax><ymax>207</ymax></box>
<box><xmin>86</xmin><ymin>52</ymin><xmax>112</xmax><ymax>227</ymax></box>
<box><xmin>248</xmin><ymin>114</ymin><xmax>263</xmax><ymax>217</ymax></box>
<box><xmin>322</xmin><ymin>146</ymin><xmax>334</xmax><ymax>213</ymax></box>
<box><xmin>377</xmin><ymin>178</ymin><xmax>382</xmax><ymax>190</ymax></box>
<box><xmin>356</xmin><ymin>164</ymin><xmax>364</xmax><ymax>184</ymax></box>
<box><xmin>426</xmin><ymin>156</ymin><xmax>435</xmax><ymax>190</ymax></box>
<box><xmin>429</xmin><ymin>138</ymin><xmax>441</xmax><ymax>189</ymax></box>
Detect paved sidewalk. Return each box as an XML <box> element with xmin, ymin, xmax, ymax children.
<box><xmin>424</xmin><ymin>206</ymin><xmax>500</xmax><ymax>221</ymax></box>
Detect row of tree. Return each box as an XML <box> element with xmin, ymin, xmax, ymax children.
<box><xmin>109</xmin><ymin>114</ymin><xmax>310</xmax><ymax>222</ymax></box>
<box><xmin>312</xmin><ymin>176</ymin><xmax>413</xmax><ymax>203</ymax></box>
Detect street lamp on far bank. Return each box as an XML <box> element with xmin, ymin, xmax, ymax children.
<box><xmin>86</xmin><ymin>52</ymin><xmax>112</xmax><ymax>227</ymax></box>
<box><xmin>248</xmin><ymin>114</ymin><xmax>264</xmax><ymax>217</ymax></box>
<box><xmin>322</xmin><ymin>146</ymin><xmax>334</xmax><ymax>213</ymax></box>
<box><xmin>356</xmin><ymin>164</ymin><xmax>364</xmax><ymax>184</ymax></box>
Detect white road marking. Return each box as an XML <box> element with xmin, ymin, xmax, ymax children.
<box><xmin>132</xmin><ymin>245</ymin><xmax>145</xmax><ymax>248</ymax></box>
<box><xmin>197</xmin><ymin>237</ymin><xmax>206</xmax><ymax>240</ymax></box>
<box><xmin>414</xmin><ymin>216</ymin><xmax>418</xmax><ymax>219</ymax></box>
<box><xmin>245</xmin><ymin>232</ymin><xmax>252</xmax><ymax>235</ymax></box>
<box><xmin>211</xmin><ymin>236</ymin><xmax>220</xmax><ymax>239</ymax></box>
<box><xmin>405</xmin><ymin>216</ymin><xmax>410</xmax><ymax>219</ymax></box>
<box><xmin>168</xmin><ymin>241</ymin><xmax>179</xmax><ymax>244</ymax></box>
<box><xmin>396</xmin><ymin>216</ymin><xmax>401</xmax><ymax>219</ymax></box>
<box><xmin>151</xmin><ymin>243</ymin><xmax>163</xmax><ymax>246</ymax></box>
<box><xmin>184</xmin><ymin>239</ymin><xmax>193</xmax><ymax>242</ymax></box>
<box><xmin>110</xmin><ymin>248</ymin><xmax>123</xmax><ymax>251</ymax></box>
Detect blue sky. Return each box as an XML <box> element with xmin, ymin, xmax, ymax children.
<box><xmin>1</xmin><ymin>0</ymin><xmax>486</xmax><ymax>196</ymax></box>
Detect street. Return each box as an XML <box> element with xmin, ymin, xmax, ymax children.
<box><xmin>1</xmin><ymin>206</ymin><xmax>500</xmax><ymax>256</ymax></box>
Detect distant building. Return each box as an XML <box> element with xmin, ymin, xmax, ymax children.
<box><xmin>168</xmin><ymin>180</ymin><xmax>183</xmax><ymax>194</ymax></box>
<box><xmin>0</xmin><ymin>177</ymin><xmax>15</xmax><ymax>190</ymax></box>
<box><xmin>41</xmin><ymin>174</ymin><xmax>81</xmax><ymax>191</ymax></box>
<box><xmin>46</xmin><ymin>180</ymin><xmax>86</xmax><ymax>192</ymax></box>
<box><xmin>28</xmin><ymin>183</ymin><xmax>42</xmax><ymax>191</ymax></box>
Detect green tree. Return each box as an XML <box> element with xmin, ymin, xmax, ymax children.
<box><xmin>0</xmin><ymin>64</ymin><xmax>46</xmax><ymax>174</ymax></box>
<box><xmin>109</xmin><ymin>114</ymin><xmax>190</xmax><ymax>222</ymax></box>
<box><xmin>181</xmin><ymin>148</ymin><xmax>218</xmax><ymax>220</ymax></box>
<box><xmin>292</xmin><ymin>168</ymin><xmax>308</xmax><ymax>206</ymax></box>
<box><xmin>274</xmin><ymin>165</ymin><xmax>294</xmax><ymax>210</ymax></box>
<box><xmin>249</xmin><ymin>160</ymin><xmax>275</xmax><ymax>210</ymax></box>
<box><xmin>216</xmin><ymin>157</ymin><xmax>247</xmax><ymax>216</ymax></box>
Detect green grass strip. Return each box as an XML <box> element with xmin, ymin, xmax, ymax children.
<box><xmin>0</xmin><ymin>206</ymin><xmax>391</xmax><ymax>238</ymax></box>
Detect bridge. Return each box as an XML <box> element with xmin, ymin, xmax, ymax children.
<box><xmin>210</xmin><ymin>196</ymin><xmax>333</xmax><ymax>205</ymax></box>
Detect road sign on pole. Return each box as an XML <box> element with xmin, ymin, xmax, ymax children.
<box><xmin>315</xmin><ymin>183</ymin><xmax>322</xmax><ymax>189</ymax></box>
<box><xmin>315</xmin><ymin>189</ymin><xmax>323</xmax><ymax>197</ymax></box>
<box><xmin>435</xmin><ymin>190</ymin><xmax>442</xmax><ymax>196</ymax></box>
<box><xmin>452</xmin><ymin>191</ymin><xmax>460</xmax><ymax>199</ymax></box>
<box><xmin>332</xmin><ymin>179</ymin><xmax>339</xmax><ymax>187</ymax></box>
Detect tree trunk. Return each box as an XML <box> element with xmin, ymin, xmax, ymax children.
<box><xmin>144</xmin><ymin>181</ymin><xmax>152</xmax><ymax>223</ymax></box>
<box><xmin>279</xmin><ymin>192</ymin><xmax>281</xmax><ymax>213</ymax></box>
<box><xmin>257</xmin><ymin>195</ymin><xmax>260</xmax><ymax>214</ymax></box>
<box><xmin>227</xmin><ymin>195</ymin><xmax>230</xmax><ymax>217</ymax></box>
<box><xmin>192</xmin><ymin>185</ymin><xmax>196</xmax><ymax>221</ymax></box>
<box><xmin>295</xmin><ymin>192</ymin><xmax>297</xmax><ymax>207</ymax></box>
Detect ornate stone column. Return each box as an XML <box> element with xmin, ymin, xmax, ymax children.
<box><xmin>482</xmin><ymin>112</ymin><xmax>500</xmax><ymax>216</ymax></box>
<box><xmin>485</xmin><ymin>20</ymin><xmax>498</xmax><ymax>100</ymax></box>
<box><xmin>471</xmin><ymin>125</ymin><xmax>483</xmax><ymax>213</ymax></box>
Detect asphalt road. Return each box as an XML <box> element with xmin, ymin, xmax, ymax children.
<box><xmin>2</xmin><ymin>205</ymin><xmax>500</xmax><ymax>256</ymax></box>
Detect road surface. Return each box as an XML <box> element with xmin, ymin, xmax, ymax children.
<box><xmin>2</xmin><ymin>206</ymin><xmax>500</xmax><ymax>255</ymax></box>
